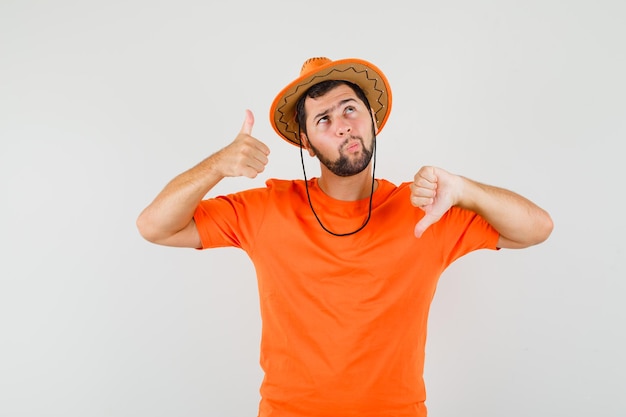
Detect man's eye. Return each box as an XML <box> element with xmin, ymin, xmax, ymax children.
<box><xmin>345</xmin><ymin>106</ymin><xmax>355</xmax><ymax>114</ymax></box>
<box><xmin>317</xmin><ymin>116</ymin><xmax>329</xmax><ymax>124</ymax></box>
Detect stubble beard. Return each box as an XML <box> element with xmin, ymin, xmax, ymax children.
<box><xmin>311</xmin><ymin>132</ymin><xmax>375</xmax><ymax>177</ymax></box>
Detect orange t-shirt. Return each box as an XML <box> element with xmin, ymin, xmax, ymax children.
<box><xmin>194</xmin><ymin>178</ymin><xmax>499</xmax><ymax>417</ymax></box>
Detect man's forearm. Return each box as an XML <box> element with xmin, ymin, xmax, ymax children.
<box><xmin>136</xmin><ymin>156</ymin><xmax>224</xmax><ymax>244</ymax></box>
<box><xmin>458</xmin><ymin>177</ymin><xmax>553</xmax><ymax>248</ymax></box>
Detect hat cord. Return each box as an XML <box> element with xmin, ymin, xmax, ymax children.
<box><xmin>298</xmin><ymin>132</ymin><xmax>376</xmax><ymax>237</ymax></box>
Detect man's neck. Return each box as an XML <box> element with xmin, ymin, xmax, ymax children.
<box><xmin>316</xmin><ymin>167</ymin><xmax>377</xmax><ymax>201</ymax></box>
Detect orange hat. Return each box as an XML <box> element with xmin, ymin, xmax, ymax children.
<box><xmin>270</xmin><ymin>57</ymin><xmax>393</xmax><ymax>147</ymax></box>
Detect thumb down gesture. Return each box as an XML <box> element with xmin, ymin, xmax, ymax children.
<box><xmin>410</xmin><ymin>166</ymin><xmax>461</xmax><ymax>238</ymax></box>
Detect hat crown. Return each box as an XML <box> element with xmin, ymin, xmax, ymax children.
<box><xmin>300</xmin><ymin>57</ymin><xmax>332</xmax><ymax>76</ymax></box>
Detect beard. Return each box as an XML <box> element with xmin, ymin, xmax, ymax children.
<box><xmin>310</xmin><ymin>131</ymin><xmax>376</xmax><ymax>177</ymax></box>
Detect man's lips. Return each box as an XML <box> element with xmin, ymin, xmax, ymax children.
<box><xmin>344</xmin><ymin>138</ymin><xmax>363</xmax><ymax>153</ymax></box>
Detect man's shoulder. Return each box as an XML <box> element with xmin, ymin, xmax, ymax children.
<box><xmin>222</xmin><ymin>178</ymin><xmax>302</xmax><ymax>197</ymax></box>
<box><xmin>263</xmin><ymin>178</ymin><xmax>307</xmax><ymax>193</ymax></box>
<box><xmin>264</xmin><ymin>178</ymin><xmax>302</xmax><ymax>187</ymax></box>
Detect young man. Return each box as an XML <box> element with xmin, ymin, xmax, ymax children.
<box><xmin>137</xmin><ymin>57</ymin><xmax>553</xmax><ymax>417</ymax></box>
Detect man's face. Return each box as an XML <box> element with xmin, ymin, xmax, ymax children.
<box><xmin>302</xmin><ymin>84</ymin><xmax>376</xmax><ymax>177</ymax></box>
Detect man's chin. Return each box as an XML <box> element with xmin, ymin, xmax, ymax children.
<box><xmin>331</xmin><ymin>160</ymin><xmax>371</xmax><ymax>177</ymax></box>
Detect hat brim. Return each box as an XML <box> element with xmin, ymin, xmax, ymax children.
<box><xmin>270</xmin><ymin>58</ymin><xmax>392</xmax><ymax>147</ymax></box>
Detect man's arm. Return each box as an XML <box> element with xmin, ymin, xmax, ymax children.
<box><xmin>411</xmin><ymin>166</ymin><xmax>553</xmax><ymax>249</ymax></box>
<box><xmin>136</xmin><ymin>110</ymin><xmax>270</xmax><ymax>248</ymax></box>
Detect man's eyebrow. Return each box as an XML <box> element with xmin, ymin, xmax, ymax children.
<box><xmin>313</xmin><ymin>98</ymin><xmax>358</xmax><ymax>121</ymax></box>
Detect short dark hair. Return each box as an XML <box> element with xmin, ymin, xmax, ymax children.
<box><xmin>295</xmin><ymin>80</ymin><xmax>372</xmax><ymax>139</ymax></box>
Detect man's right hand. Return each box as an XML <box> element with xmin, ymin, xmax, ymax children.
<box><xmin>213</xmin><ymin>109</ymin><xmax>270</xmax><ymax>179</ymax></box>
<box><xmin>136</xmin><ymin>109</ymin><xmax>270</xmax><ymax>247</ymax></box>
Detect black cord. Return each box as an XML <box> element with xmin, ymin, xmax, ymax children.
<box><xmin>298</xmin><ymin>133</ymin><xmax>376</xmax><ymax>237</ymax></box>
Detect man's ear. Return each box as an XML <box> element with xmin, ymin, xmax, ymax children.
<box><xmin>300</xmin><ymin>132</ymin><xmax>316</xmax><ymax>157</ymax></box>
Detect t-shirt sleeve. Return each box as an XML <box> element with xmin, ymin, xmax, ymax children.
<box><xmin>434</xmin><ymin>206</ymin><xmax>500</xmax><ymax>265</ymax></box>
<box><xmin>193</xmin><ymin>187</ymin><xmax>269</xmax><ymax>251</ymax></box>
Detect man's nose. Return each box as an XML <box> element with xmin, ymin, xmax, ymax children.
<box><xmin>336</xmin><ymin>120</ymin><xmax>352</xmax><ymax>136</ymax></box>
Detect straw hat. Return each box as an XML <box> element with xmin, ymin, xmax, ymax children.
<box><xmin>270</xmin><ymin>57</ymin><xmax>392</xmax><ymax>147</ymax></box>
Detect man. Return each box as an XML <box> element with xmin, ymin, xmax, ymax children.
<box><xmin>137</xmin><ymin>57</ymin><xmax>553</xmax><ymax>416</ymax></box>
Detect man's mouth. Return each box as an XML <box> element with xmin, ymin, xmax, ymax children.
<box><xmin>343</xmin><ymin>137</ymin><xmax>363</xmax><ymax>153</ymax></box>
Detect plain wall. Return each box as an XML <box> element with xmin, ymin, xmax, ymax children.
<box><xmin>1</xmin><ymin>1</ymin><xmax>625</xmax><ymax>416</ymax></box>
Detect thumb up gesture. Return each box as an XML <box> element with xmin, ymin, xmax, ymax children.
<box><xmin>213</xmin><ymin>109</ymin><xmax>271</xmax><ymax>178</ymax></box>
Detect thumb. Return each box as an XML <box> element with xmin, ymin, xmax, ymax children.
<box><xmin>414</xmin><ymin>212</ymin><xmax>438</xmax><ymax>238</ymax></box>
<box><xmin>240</xmin><ymin>109</ymin><xmax>254</xmax><ymax>135</ymax></box>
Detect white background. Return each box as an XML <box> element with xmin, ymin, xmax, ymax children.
<box><xmin>1</xmin><ymin>1</ymin><xmax>625</xmax><ymax>416</ymax></box>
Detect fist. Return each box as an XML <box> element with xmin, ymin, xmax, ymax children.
<box><xmin>216</xmin><ymin>110</ymin><xmax>270</xmax><ymax>178</ymax></box>
<box><xmin>410</xmin><ymin>166</ymin><xmax>458</xmax><ymax>238</ymax></box>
